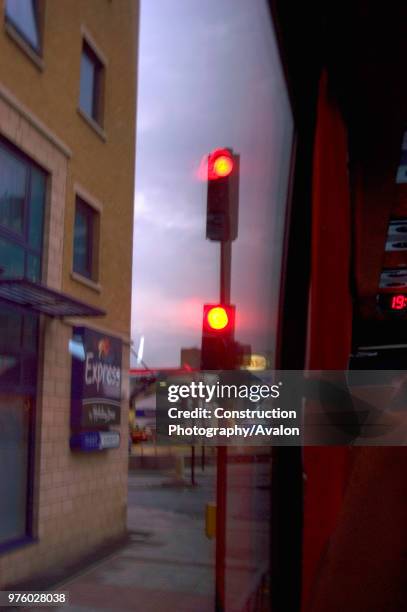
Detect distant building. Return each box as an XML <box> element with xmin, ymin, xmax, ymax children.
<box><xmin>180</xmin><ymin>347</ymin><xmax>201</xmax><ymax>369</ymax></box>
<box><xmin>0</xmin><ymin>0</ymin><xmax>138</xmax><ymax>586</ymax></box>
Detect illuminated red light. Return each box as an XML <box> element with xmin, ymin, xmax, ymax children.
<box><xmin>208</xmin><ymin>149</ymin><xmax>234</xmax><ymax>180</ymax></box>
<box><xmin>206</xmin><ymin>306</ymin><xmax>229</xmax><ymax>330</ymax></box>
<box><xmin>213</xmin><ymin>155</ymin><xmax>233</xmax><ymax>178</ymax></box>
<box><xmin>391</xmin><ymin>295</ymin><xmax>407</xmax><ymax>310</ymax></box>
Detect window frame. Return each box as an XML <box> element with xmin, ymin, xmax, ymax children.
<box><xmin>73</xmin><ymin>196</ymin><xmax>99</xmax><ymax>282</ymax></box>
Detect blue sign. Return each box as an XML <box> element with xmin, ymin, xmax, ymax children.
<box><xmin>71</xmin><ymin>327</ymin><xmax>122</xmax><ymax>428</ymax></box>
<box><xmin>136</xmin><ymin>409</ymin><xmax>156</xmax><ymax>418</ymax></box>
<box><xmin>70</xmin><ymin>430</ymin><xmax>121</xmax><ymax>452</ymax></box>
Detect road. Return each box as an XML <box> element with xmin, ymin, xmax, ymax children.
<box><xmin>128</xmin><ymin>462</ymin><xmax>271</xmax><ymax>522</ymax></box>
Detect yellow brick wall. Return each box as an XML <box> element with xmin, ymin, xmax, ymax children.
<box><xmin>0</xmin><ymin>0</ymin><xmax>138</xmax><ymax>337</ymax></box>
<box><xmin>0</xmin><ymin>0</ymin><xmax>137</xmax><ymax>586</ymax></box>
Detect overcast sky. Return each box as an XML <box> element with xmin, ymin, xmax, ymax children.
<box><xmin>131</xmin><ymin>0</ymin><xmax>293</xmax><ymax>368</ymax></box>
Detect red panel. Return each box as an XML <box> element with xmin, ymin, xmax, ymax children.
<box><xmin>302</xmin><ymin>70</ymin><xmax>352</xmax><ymax>610</ymax></box>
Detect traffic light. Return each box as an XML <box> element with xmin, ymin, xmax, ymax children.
<box><xmin>206</xmin><ymin>148</ymin><xmax>239</xmax><ymax>242</ymax></box>
<box><xmin>201</xmin><ymin>304</ymin><xmax>236</xmax><ymax>369</ymax></box>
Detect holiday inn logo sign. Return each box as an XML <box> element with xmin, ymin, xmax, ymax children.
<box><xmin>71</xmin><ymin>327</ymin><xmax>122</xmax><ymax>428</ymax></box>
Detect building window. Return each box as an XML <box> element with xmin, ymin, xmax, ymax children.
<box><xmin>0</xmin><ymin>304</ymin><xmax>38</xmax><ymax>547</ymax></box>
<box><xmin>0</xmin><ymin>141</ymin><xmax>45</xmax><ymax>547</ymax></box>
<box><xmin>0</xmin><ymin>140</ymin><xmax>46</xmax><ymax>282</ymax></box>
<box><xmin>5</xmin><ymin>0</ymin><xmax>41</xmax><ymax>53</ymax></box>
<box><xmin>73</xmin><ymin>197</ymin><xmax>98</xmax><ymax>280</ymax></box>
<box><xmin>79</xmin><ymin>41</ymin><xmax>104</xmax><ymax>124</ymax></box>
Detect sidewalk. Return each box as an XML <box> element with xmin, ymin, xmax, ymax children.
<box><xmin>24</xmin><ymin>470</ymin><xmax>215</xmax><ymax>612</ymax></box>
<box><xmin>20</xmin><ymin>464</ymin><xmax>269</xmax><ymax>612</ymax></box>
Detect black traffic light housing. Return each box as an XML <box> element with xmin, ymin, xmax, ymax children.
<box><xmin>206</xmin><ymin>148</ymin><xmax>239</xmax><ymax>242</ymax></box>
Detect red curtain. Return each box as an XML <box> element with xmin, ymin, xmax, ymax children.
<box><xmin>302</xmin><ymin>70</ymin><xmax>353</xmax><ymax>610</ymax></box>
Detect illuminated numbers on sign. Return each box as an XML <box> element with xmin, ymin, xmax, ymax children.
<box><xmin>391</xmin><ymin>294</ymin><xmax>407</xmax><ymax>310</ymax></box>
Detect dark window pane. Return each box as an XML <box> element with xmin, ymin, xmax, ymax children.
<box><xmin>0</xmin><ymin>398</ymin><xmax>29</xmax><ymax>544</ymax></box>
<box><xmin>0</xmin><ymin>356</ymin><xmax>21</xmax><ymax>387</ymax></box>
<box><xmin>0</xmin><ymin>311</ymin><xmax>22</xmax><ymax>353</ymax></box>
<box><xmin>21</xmin><ymin>355</ymin><xmax>37</xmax><ymax>388</ymax></box>
<box><xmin>0</xmin><ymin>146</ymin><xmax>26</xmax><ymax>235</ymax></box>
<box><xmin>0</xmin><ymin>142</ymin><xmax>46</xmax><ymax>288</ymax></box>
<box><xmin>80</xmin><ymin>49</ymin><xmax>96</xmax><ymax>119</ymax></box>
<box><xmin>0</xmin><ymin>307</ymin><xmax>38</xmax><ymax>391</ymax></box>
<box><xmin>73</xmin><ymin>201</ymin><xmax>93</xmax><ymax>279</ymax></box>
<box><xmin>5</xmin><ymin>0</ymin><xmax>40</xmax><ymax>51</ymax></box>
<box><xmin>22</xmin><ymin>314</ymin><xmax>38</xmax><ymax>352</ymax></box>
<box><xmin>0</xmin><ymin>236</ymin><xmax>25</xmax><ymax>277</ymax></box>
<box><xmin>27</xmin><ymin>253</ymin><xmax>40</xmax><ymax>281</ymax></box>
<box><xmin>28</xmin><ymin>167</ymin><xmax>45</xmax><ymax>250</ymax></box>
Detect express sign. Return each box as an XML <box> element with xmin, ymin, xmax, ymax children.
<box><xmin>85</xmin><ymin>351</ymin><xmax>121</xmax><ymax>391</ymax></box>
<box><xmin>71</xmin><ymin>327</ymin><xmax>122</xmax><ymax>428</ymax></box>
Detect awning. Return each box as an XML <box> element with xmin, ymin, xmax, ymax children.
<box><xmin>0</xmin><ymin>278</ymin><xmax>106</xmax><ymax>317</ymax></box>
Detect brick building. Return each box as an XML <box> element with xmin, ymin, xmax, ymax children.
<box><xmin>0</xmin><ymin>0</ymin><xmax>138</xmax><ymax>586</ymax></box>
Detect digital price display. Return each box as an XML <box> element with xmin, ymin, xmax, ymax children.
<box><xmin>391</xmin><ymin>295</ymin><xmax>407</xmax><ymax>310</ymax></box>
<box><xmin>378</xmin><ymin>293</ymin><xmax>407</xmax><ymax>314</ymax></box>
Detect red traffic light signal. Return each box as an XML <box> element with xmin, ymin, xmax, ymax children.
<box><xmin>201</xmin><ymin>304</ymin><xmax>236</xmax><ymax>369</ymax></box>
<box><xmin>213</xmin><ymin>155</ymin><xmax>234</xmax><ymax>178</ymax></box>
<box><xmin>205</xmin><ymin>306</ymin><xmax>230</xmax><ymax>330</ymax></box>
<box><xmin>208</xmin><ymin>149</ymin><xmax>234</xmax><ymax>180</ymax></box>
<box><xmin>203</xmin><ymin>304</ymin><xmax>235</xmax><ymax>332</ymax></box>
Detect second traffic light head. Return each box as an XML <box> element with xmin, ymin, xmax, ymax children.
<box><xmin>204</xmin><ymin>305</ymin><xmax>234</xmax><ymax>332</ymax></box>
<box><xmin>201</xmin><ymin>304</ymin><xmax>236</xmax><ymax>370</ymax></box>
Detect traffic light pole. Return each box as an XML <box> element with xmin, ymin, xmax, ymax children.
<box><xmin>215</xmin><ymin>240</ymin><xmax>231</xmax><ymax>612</ymax></box>
<box><xmin>204</xmin><ymin>147</ymin><xmax>238</xmax><ymax>611</ymax></box>
<box><xmin>216</xmin><ymin>444</ymin><xmax>227</xmax><ymax>612</ymax></box>
<box><xmin>220</xmin><ymin>241</ymin><xmax>231</xmax><ymax>303</ymax></box>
